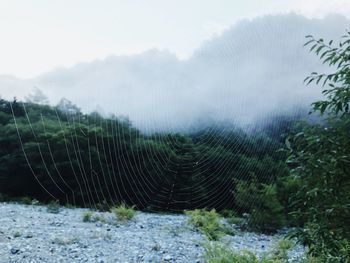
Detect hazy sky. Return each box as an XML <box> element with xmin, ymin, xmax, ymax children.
<box><xmin>0</xmin><ymin>0</ymin><xmax>349</xmax><ymax>78</ymax></box>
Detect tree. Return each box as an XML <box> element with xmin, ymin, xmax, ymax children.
<box><xmin>25</xmin><ymin>87</ymin><xmax>49</xmax><ymax>105</ymax></box>
<box><xmin>286</xmin><ymin>31</ymin><xmax>350</xmax><ymax>261</ymax></box>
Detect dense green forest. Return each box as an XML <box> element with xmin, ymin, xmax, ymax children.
<box><xmin>0</xmin><ymin>97</ymin><xmax>291</xmax><ymax>217</ymax></box>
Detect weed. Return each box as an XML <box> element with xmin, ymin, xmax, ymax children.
<box><xmin>186</xmin><ymin>209</ymin><xmax>232</xmax><ymax>241</ymax></box>
<box><xmin>110</xmin><ymin>203</ymin><xmax>136</xmax><ymax>221</ymax></box>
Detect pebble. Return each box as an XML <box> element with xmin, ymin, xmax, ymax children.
<box><xmin>0</xmin><ymin>203</ymin><xmax>305</xmax><ymax>262</ymax></box>
<box><xmin>10</xmin><ymin>247</ymin><xmax>20</xmax><ymax>254</ymax></box>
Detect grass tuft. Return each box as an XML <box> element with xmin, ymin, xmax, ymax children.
<box><xmin>82</xmin><ymin>211</ymin><xmax>93</xmax><ymax>222</ymax></box>
<box><xmin>186</xmin><ymin>209</ymin><xmax>233</xmax><ymax>241</ymax></box>
<box><xmin>110</xmin><ymin>203</ymin><xmax>136</xmax><ymax>221</ymax></box>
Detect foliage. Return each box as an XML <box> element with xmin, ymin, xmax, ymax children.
<box><xmin>111</xmin><ymin>203</ymin><xmax>136</xmax><ymax>221</ymax></box>
<box><xmin>0</xmin><ymin>97</ymin><xmax>290</xmax><ymax>217</ymax></box>
<box><xmin>304</xmin><ymin>32</ymin><xmax>350</xmax><ymax>116</ymax></box>
<box><xmin>186</xmin><ymin>209</ymin><xmax>233</xmax><ymax>240</ymax></box>
<box><xmin>13</xmin><ymin>231</ymin><xmax>22</xmax><ymax>238</ymax></box>
<box><xmin>233</xmin><ymin>179</ymin><xmax>285</xmax><ymax>233</ymax></box>
<box><xmin>202</xmin><ymin>239</ymin><xmax>296</xmax><ymax>263</ymax></box>
<box><xmin>82</xmin><ymin>211</ymin><xmax>93</xmax><ymax>222</ymax></box>
<box><xmin>286</xmin><ymin>32</ymin><xmax>350</xmax><ymax>260</ymax></box>
<box><xmin>82</xmin><ymin>211</ymin><xmax>105</xmax><ymax>223</ymax></box>
<box><xmin>203</xmin><ymin>242</ymin><xmax>259</xmax><ymax>263</ymax></box>
<box><xmin>20</xmin><ymin>196</ymin><xmax>32</xmax><ymax>205</ymax></box>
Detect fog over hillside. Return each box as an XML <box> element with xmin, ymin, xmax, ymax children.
<box><xmin>0</xmin><ymin>14</ymin><xmax>349</xmax><ymax>132</ymax></box>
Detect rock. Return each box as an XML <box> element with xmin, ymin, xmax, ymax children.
<box><xmin>164</xmin><ymin>255</ymin><xmax>172</xmax><ymax>261</ymax></box>
<box><xmin>10</xmin><ymin>247</ymin><xmax>20</xmax><ymax>254</ymax></box>
<box><xmin>25</xmin><ymin>233</ymin><xmax>33</xmax><ymax>238</ymax></box>
<box><xmin>0</xmin><ymin>203</ymin><xmax>305</xmax><ymax>262</ymax></box>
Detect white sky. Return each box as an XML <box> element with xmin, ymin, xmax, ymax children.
<box><xmin>0</xmin><ymin>0</ymin><xmax>349</xmax><ymax>78</ymax></box>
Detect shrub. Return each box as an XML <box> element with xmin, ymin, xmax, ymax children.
<box><xmin>262</xmin><ymin>239</ymin><xmax>295</xmax><ymax>262</ymax></box>
<box><xmin>289</xmin><ymin>223</ymin><xmax>350</xmax><ymax>262</ymax></box>
<box><xmin>110</xmin><ymin>203</ymin><xmax>136</xmax><ymax>221</ymax></box>
<box><xmin>203</xmin><ymin>239</ymin><xmax>296</xmax><ymax>263</ymax></box>
<box><xmin>234</xmin><ymin>180</ymin><xmax>285</xmax><ymax>233</ymax></box>
<box><xmin>186</xmin><ymin>209</ymin><xmax>233</xmax><ymax>241</ymax></box>
<box><xmin>82</xmin><ymin>211</ymin><xmax>106</xmax><ymax>223</ymax></box>
<box><xmin>20</xmin><ymin>196</ymin><xmax>32</xmax><ymax>205</ymax></box>
<box><xmin>203</xmin><ymin>242</ymin><xmax>259</xmax><ymax>263</ymax></box>
<box><xmin>93</xmin><ymin>214</ymin><xmax>105</xmax><ymax>222</ymax></box>
<box><xmin>82</xmin><ymin>211</ymin><xmax>93</xmax><ymax>222</ymax></box>
<box><xmin>285</xmin><ymin>32</ymin><xmax>350</xmax><ymax>261</ymax></box>
<box><xmin>13</xmin><ymin>231</ymin><xmax>21</xmax><ymax>238</ymax></box>
<box><xmin>31</xmin><ymin>199</ymin><xmax>40</xmax><ymax>205</ymax></box>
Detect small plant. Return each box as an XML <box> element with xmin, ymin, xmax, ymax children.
<box><xmin>110</xmin><ymin>203</ymin><xmax>136</xmax><ymax>221</ymax></box>
<box><xmin>47</xmin><ymin>200</ymin><xmax>60</xmax><ymax>214</ymax></box>
<box><xmin>13</xmin><ymin>231</ymin><xmax>21</xmax><ymax>238</ymax></box>
<box><xmin>82</xmin><ymin>211</ymin><xmax>106</xmax><ymax>223</ymax></box>
<box><xmin>31</xmin><ymin>199</ymin><xmax>40</xmax><ymax>205</ymax></box>
<box><xmin>20</xmin><ymin>196</ymin><xmax>32</xmax><ymax>205</ymax></box>
<box><xmin>51</xmin><ymin>236</ymin><xmax>79</xmax><ymax>245</ymax></box>
<box><xmin>93</xmin><ymin>214</ymin><xmax>106</xmax><ymax>222</ymax></box>
<box><xmin>262</xmin><ymin>238</ymin><xmax>295</xmax><ymax>262</ymax></box>
<box><xmin>203</xmin><ymin>239</ymin><xmax>298</xmax><ymax>263</ymax></box>
<box><xmin>186</xmin><ymin>209</ymin><xmax>232</xmax><ymax>241</ymax></box>
<box><xmin>203</xmin><ymin>242</ymin><xmax>259</xmax><ymax>263</ymax></box>
<box><xmin>82</xmin><ymin>211</ymin><xmax>93</xmax><ymax>222</ymax></box>
<box><xmin>152</xmin><ymin>243</ymin><xmax>161</xmax><ymax>251</ymax></box>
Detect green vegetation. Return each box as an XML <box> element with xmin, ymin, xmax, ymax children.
<box><xmin>82</xmin><ymin>211</ymin><xmax>93</xmax><ymax>222</ymax></box>
<box><xmin>285</xmin><ymin>32</ymin><xmax>350</xmax><ymax>261</ymax></box>
<box><xmin>13</xmin><ymin>231</ymin><xmax>22</xmax><ymax>238</ymax></box>
<box><xmin>203</xmin><ymin>239</ymin><xmax>296</xmax><ymax>263</ymax></box>
<box><xmin>0</xmin><ymin>26</ymin><xmax>348</xmax><ymax>261</ymax></box>
<box><xmin>186</xmin><ymin>209</ymin><xmax>233</xmax><ymax>240</ymax></box>
<box><xmin>234</xmin><ymin>180</ymin><xmax>285</xmax><ymax>233</ymax></box>
<box><xmin>111</xmin><ymin>203</ymin><xmax>136</xmax><ymax>221</ymax></box>
<box><xmin>82</xmin><ymin>211</ymin><xmax>106</xmax><ymax>223</ymax></box>
<box><xmin>0</xmin><ymin>96</ymin><xmax>290</xmax><ymax>218</ymax></box>
<box><xmin>203</xmin><ymin>242</ymin><xmax>259</xmax><ymax>263</ymax></box>
<box><xmin>20</xmin><ymin>196</ymin><xmax>32</xmax><ymax>205</ymax></box>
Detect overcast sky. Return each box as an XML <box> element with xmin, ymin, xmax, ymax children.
<box><xmin>0</xmin><ymin>0</ymin><xmax>349</xmax><ymax>78</ymax></box>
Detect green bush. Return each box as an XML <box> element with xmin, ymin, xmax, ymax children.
<box><xmin>203</xmin><ymin>239</ymin><xmax>296</xmax><ymax>263</ymax></box>
<box><xmin>186</xmin><ymin>209</ymin><xmax>233</xmax><ymax>241</ymax></box>
<box><xmin>289</xmin><ymin>223</ymin><xmax>350</xmax><ymax>262</ymax></box>
<box><xmin>82</xmin><ymin>211</ymin><xmax>93</xmax><ymax>222</ymax></box>
<box><xmin>82</xmin><ymin>211</ymin><xmax>106</xmax><ymax>223</ymax></box>
<box><xmin>203</xmin><ymin>242</ymin><xmax>259</xmax><ymax>263</ymax></box>
<box><xmin>111</xmin><ymin>203</ymin><xmax>136</xmax><ymax>221</ymax></box>
<box><xmin>234</xmin><ymin>180</ymin><xmax>285</xmax><ymax>233</ymax></box>
<box><xmin>20</xmin><ymin>196</ymin><xmax>32</xmax><ymax>205</ymax></box>
<box><xmin>285</xmin><ymin>32</ymin><xmax>350</xmax><ymax>261</ymax></box>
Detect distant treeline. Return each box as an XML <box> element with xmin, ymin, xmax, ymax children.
<box><xmin>0</xmin><ymin>98</ymin><xmax>295</xmax><ymax>224</ymax></box>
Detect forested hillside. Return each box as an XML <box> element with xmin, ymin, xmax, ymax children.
<box><xmin>0</xmin><ymin>98</ymin><xmax>292</xmax><ymax>220</ymax></box>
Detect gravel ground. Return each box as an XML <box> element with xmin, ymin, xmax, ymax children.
<box><xmin>0</xmin><ymin>203</ymin><xmax>305</xmax><ymax>263</ymax></box>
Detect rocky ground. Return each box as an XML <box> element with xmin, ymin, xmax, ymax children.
<box><xmin>0</xmin><ymin>203</ymin><xmax>305</xmax><ymax>263</ymax></box>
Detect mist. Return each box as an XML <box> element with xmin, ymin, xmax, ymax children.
<box><xmin>0</xmin><ymin>13</ymin><xmax>349</xmax><ymax>132</ymax></box>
